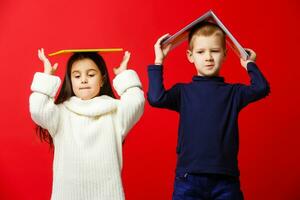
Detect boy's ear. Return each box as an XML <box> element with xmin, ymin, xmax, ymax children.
<box><xmin>222</xmin><ymin>48</ymin><xmax>227</xmax><ymax>62</ymax></box>
<box><xmin>224</xmin><ymin>48</ymin><xmax>227</xmax><ymax>57</ymax></box>
<box><xmin>186</xmin><ymin>50</ymin><xmax>194</xmax><ymax>63</ymax></box>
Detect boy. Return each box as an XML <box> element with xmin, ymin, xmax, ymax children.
<box><xmin>147</xmin><ymin>22</ymin><xmax>270</xmax><ymax>200</ymax></box>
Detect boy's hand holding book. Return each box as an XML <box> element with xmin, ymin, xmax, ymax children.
<box><xmin>240</xmin><ymin>48</ymin><xmax>256</xmax><ymax>70</ymax></box>
<box><xmin>154</xmin><ymin>34</ymin><xmax>172</xmax><ymax>65</ymax></box>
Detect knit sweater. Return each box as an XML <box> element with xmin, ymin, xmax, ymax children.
<box><xmin>29</xmin><ymin>70</ymin><xmax>145</xmax><ymax>200</ymax></box>
<box><xmin>147</xmin><ymin>62</ymin><xmax>270</xmax><ymax>177</ymax></box>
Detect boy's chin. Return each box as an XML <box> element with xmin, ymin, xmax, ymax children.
<box><xmin>198</xmin><ymin>71</ymin><xmax>219</xmax><ymax>77</ymax></box>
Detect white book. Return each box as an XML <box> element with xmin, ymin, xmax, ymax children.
<box><xmin>162</xmin><ymin>10</ymin><xmax>249</xmax><ymax>60</ymax></box>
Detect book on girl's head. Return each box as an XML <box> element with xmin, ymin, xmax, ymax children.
<box><xmin>48</xmin><ymin>48</ymin><xmax>123</xmax><ymax>56</ymax></box>
<box><xmin>161</xmin><ymin>10</ymin><xmax>249</xmax><ymax>60</ymax></box>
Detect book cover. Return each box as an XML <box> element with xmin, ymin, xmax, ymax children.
<box><xmin>48</xmin><ymin>48</ymin><xmax>123</xmax><ymax>56</ymax></box>
<box><xmin>162</xmin><ymin>10</ymin><xmax>249</xmax><ymax>60</ymax></box>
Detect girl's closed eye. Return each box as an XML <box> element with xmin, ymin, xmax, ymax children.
<box><xmin>72</xmin><ymin>71</ymin><xmax>81</xmax><ymax>79</ymax></box>
<box><xmin>88</xmin><ymin>74</ymin><xmax>95</xmax><ymax>77</ymax></box>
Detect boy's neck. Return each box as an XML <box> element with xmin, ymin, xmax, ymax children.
<box><xmin>196</xmin><ymin>73</ymin><xmax>221</xmax><ymax>78</ymax></box>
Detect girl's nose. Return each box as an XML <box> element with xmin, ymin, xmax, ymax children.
<box><xmin>81</xmin><ymin>76</ymin><xmax>88</xmax><ymax>83</ymax></box>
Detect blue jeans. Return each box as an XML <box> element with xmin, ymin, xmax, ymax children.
<box><xmin>172</xmin><ymin>172</ymin><xmax>244</xmax><ymax>200</ymax></box>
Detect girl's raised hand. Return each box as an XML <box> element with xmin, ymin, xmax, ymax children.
<box><xmin>240</xmin><ymin>48</ymin><xmax>256</xmax><ymax>70</ymax></box>
<box><xmin>38</xmin><ymin>48</ymin><xmax>58</xmax><ymax>75</ymax></box>
<box><xmin>113</xmin><ymin>51</ymin><xmax>130</xmax><ymax>75</ymax></box>
<box><xmin>154</xmin><ymin>33</ymin><xmax>172</xmax><ymax>65</ymax></box>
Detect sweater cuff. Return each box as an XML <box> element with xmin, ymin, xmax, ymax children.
<box><xmin>31</xmin><ymin>72</ymin><xmax>61</xmax><ymax>97</ymax></box>
<box><xmin>113</xmin><ymin>69</ymin><xmax>142</xmax><ymax>96</ymax></box>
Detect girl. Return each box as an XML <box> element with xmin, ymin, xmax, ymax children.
<box><xmin>29</xmin><ymin>48</ymin><xmax>144</xmax><ymax>200</ymax></box>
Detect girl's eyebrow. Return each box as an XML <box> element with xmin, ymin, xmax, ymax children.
<box><xmin>72</xmin><ymin>70</ymin><xmax>80</xmax><ymax>74</ymax></box>
<box><xmin>72</xmin><ymin>69</ymin><xmax>97</xmax><ymax>74</ymax></box>
<box><xmin>87</xmin><ymin>69</ymin><xmax>97</xmax><ymax>72</ymax></box>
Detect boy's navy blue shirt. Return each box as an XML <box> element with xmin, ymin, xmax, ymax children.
<box><xmin>147</xmin><ymin>62</ymin><xmax>270</xmax><ymax>177</ymax></box>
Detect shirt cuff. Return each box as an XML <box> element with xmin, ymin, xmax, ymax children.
<box><xmin>148</xmin><ymin>64</ymin><xmax>163</xmax><ymax>71</ymax></box>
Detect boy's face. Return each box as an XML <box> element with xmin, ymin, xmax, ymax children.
<box><xmin>71</xmin><ymin>58</ymin><xmax>103</xmax><ymax>100</ymax></box>
<box><xmin>187</xmin><ymin>34</ymin><xmax>226</xmax><ymax>77</ymax></box>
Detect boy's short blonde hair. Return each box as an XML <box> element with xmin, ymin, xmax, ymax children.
<box><xmin>188</xmin><ymin>22</ymin><xmax>226</xmax><ymax>50</ymax></box>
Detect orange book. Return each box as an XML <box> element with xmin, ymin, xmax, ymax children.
<box><xmin>48</xmin><ymin>48</ymin><xmax>123</xmax><ymax>56</ymax></box>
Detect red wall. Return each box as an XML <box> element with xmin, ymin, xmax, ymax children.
<box><xmin>1</xmin><ymin>0</ymin><xmax>299</xmax><ymax>199</ymax></box>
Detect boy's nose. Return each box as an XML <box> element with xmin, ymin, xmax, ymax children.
<box><xmin>205</xmin><ymin>53</ymin><xmax>213</xmax><ymax>61</ymax></box>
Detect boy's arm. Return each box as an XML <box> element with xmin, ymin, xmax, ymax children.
<box><xmin>147</xmin><ymin>34</ymin><xmax>181</xmax><ymax>111</ymax></box>
<box><xmin>147</xmin><ymin>64</ymin><xmax>181</xmax><ymax>111</ymax></box>
<box><xmin>237</xmin><ymin>49</ymin><xmax>270</xmax><ymax>108</ymax></box>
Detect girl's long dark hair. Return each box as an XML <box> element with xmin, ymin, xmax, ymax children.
<box><xmin>36</xmin><ymin>52</ymin><xmax>115</xmax><ymax>148</ymax></box>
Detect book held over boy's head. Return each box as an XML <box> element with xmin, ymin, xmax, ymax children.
<box><xmin>162</xmin><ymin>10</ymin><xmax>249</xmax><ymax>60</ymax></box>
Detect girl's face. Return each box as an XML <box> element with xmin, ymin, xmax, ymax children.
<box><xmin>71</xmin><ymin>58</ymin><xmax>103</xmax><ymax>100</ymax></box>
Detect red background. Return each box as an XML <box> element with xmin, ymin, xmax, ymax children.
<box><xmin>1</xmin><ymin>0</ymin><xmax>299</xmax><ymax>199</ymax></box>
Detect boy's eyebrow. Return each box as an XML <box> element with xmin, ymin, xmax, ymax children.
<box><xmin>194</xmin><ymin>47</ymin><xmax>222</xmax><ymax>50</ymax></box>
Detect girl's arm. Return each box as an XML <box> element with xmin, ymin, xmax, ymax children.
<box><xmin>29</xmin><ymin>48</ymin><xmax>61</xmax><ymax>136</ymax></box>
<box><xmin>113</xmin><ymin>52</ymin><xmax>145</xmax><ymax>141</ymax></box>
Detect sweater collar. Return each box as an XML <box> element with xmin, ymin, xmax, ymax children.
<box><xmin>63</xmin><ymin>95</ymin><xmax>118</xmax><ymax>117</ymax></box>
<box><xmin>192</xmin><ymin>75</ymin><xmax>225</xmax><ymax>83</ymax></box>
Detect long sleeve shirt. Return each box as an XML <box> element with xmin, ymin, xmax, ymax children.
<box><xmin>147</xmin><ymin>62</ymin><xmax>270</xmax><ymax>177</ymax></box>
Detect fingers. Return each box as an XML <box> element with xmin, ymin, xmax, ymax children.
<box><xmin>53</xmin><ymin>63</ymin><xmax>58</xmax><ymax>71</ymax></box>
<box><xmin>244</xmin><ymin>48</ymin><xmax>256</xmax><ymax>61</ymax></box>
<box><xmin>38</xmin><ymin>49</ymin><xmax>42</xmax><ymax>61</ymax></box>
<box><xmin>155</xmin><ymin>33</ymin><xmax>170</xmax><ymax>47</ymax></box>
<box><xmin>163</xmin><ymin>43</ymin><xmax>172</xmax><ymax>53</ymax></box>
<box><xmin>38</xmin><ymin>48</ymin><xmax>58</xmax><ymax>74</ymax></box>
<box><xmin>120</xmin><ymin>51</ymin><xmax>130</xmax><ymax>67</ymax></box>
<box><xmin>114</xmin><ymin>51</ymin><xmax>131</xmax><ymax>75</ymax></box>
<box><xmin>38</xmin><ymin>48</ymin><xmax>48</xmax><ymax>62</ymax></box>
<box><xmin>123</xmin><ymin>51</ymin><xmax>131</xmax><ymax>64</ymax></box>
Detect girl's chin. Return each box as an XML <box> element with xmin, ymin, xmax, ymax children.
<box><xmin>78</xmin><ymin>94</ymin><xmax>94</xmax><ymax>100</ymax></box>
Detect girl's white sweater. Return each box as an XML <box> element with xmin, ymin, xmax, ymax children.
<box><xmin>29</xmin><ymin>70</ymin><xmax>144</xmax><ymax>200</ymax></box>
